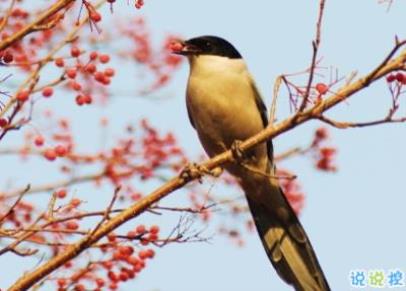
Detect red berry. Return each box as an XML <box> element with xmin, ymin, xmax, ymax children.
<box><xmin>66</xmin><ymin>68</ymin><xmax>77</xmax><ymax>79</ymax></box>
<box><xmin>135</xmin><ymin>0</ymin><xmax>144</xmax><ymax>9</ymax></box>
<box><xmin>95</xmin><ymin>278</ymin><xmax>105</xmax><ymax>287</ymax></box>
<box><xmin>89</xmin><ymin>51</ymin><xmax>98</xmax><ymax>60</ymax></box>
<box><xmin>119</xmin><ymin>246</ymin><xmax>134</xmax><ymax>256</ymax></box>
<box><xmin>119</xmin><ymin>272</ymin><xmax>128</xmax><ymax>281</ymax></box>
<box><xmin>138</xmin><ymin>250</ymin><xmax>148</xmax><ymax>260</ymax></box>
<box><xmin>99</xmin><ymin>54</ymin><xmax>110</xmax><ymax>63</ymax></box>
<box><xmin>16</xmin><ymin>90</ymin><xmax>29</xmax><ymax>102</ymax></box>
<box><xmin>102</xmin><ymin>77</ymin><xmax>111</xmax><ymax>85</ymax></box>
<box><xmin>85</xmin><ymin>63</ymin><xmax>96</xmax><ymax>74</ymax></box>
<box><xmin>90</xmin><ymin>11</ymin><xmax>101</xmax><ymax>22</ymax></box>
<box><xmin>148</xmin><ymin>233</ymin><xmax>158</xmax><ymax>241</ymax></box>
<box><xmin>42</xmin><ymin>87</ymin><xmax>53</xmax><ymax>97</ymax></box>
<box><xmin>75</xmin><ymin>95</ymin><xmax>85</xmax><ymax>106</ymax></box>
<box><xmin>104</xmin><ymin>68</ymin><xmax>115</xmax><ymax>77</ymax></box>
<box><xmin>56</xmin><ymin>189</ymin><xmax>67</xmax><ymax>199</ymax></box>
<box><xmin>396</xmin><ymin>72</ymin><xmax>405</xmax><ymax>83</ymax></box>
<box><xmin>136</xmin><ymin>225</ymin><xmax>146</xmax><ymax>234</ymax></box>
<box><xmin>57</xmin><ymin>278</ymin><xmax>66</xmax><ymax>287</ymax></box>
<box><xmin>0</xmin><ymin>118</ymin><xmax>8</xmax><ymax>127</ymax></box>
<box><xmin>145</xmin><ymin>248</ymin><xmax>155</xmax><ymax>258</ymax></box>
<box><xmin>107</xmin><ymin>233</ymin><xmax>116</xmax><ymax>242</ymax></box>
<box><xmin>66</xmin><ymin>221</ymin><xmax>79</xmax><ymax>230</ymax></box>
<box><xmin>34</xmin><ymin>135</ymin><xmax>45</xmax><ymax>146</ymax></box>
<box><xmin>108</xmin><ymin>271</ymin><xmax>117</xmax><ymax>282</ymax></box>
<box><xmin>315</xmin><ymin>127</ymin><xmax>328</xmax><ymax>140</ymax></box>
<box><xmin>55</xmin><ymin>58</ymin><xmax>64</xmax><ymax>67</ymax></box>
<box><xmin>83</xmin><ymin>95</ymin><xmax>92</xmax><ymax>104</ymax></box>
<box><xmin>70</xmin><ymin>198</ymin><xmax>81</xmax><ymax>207</ymax></box>
<box><xmin>386</xmin><ymin>74</ymin><xmax>396</xmax><ymax>83</ymax></box>
<box><xmin>169</xmin><ymin>41</ymin><xmax>184</xmax><ymax>53</ymax></box>
<box><xmin>71</xmin><ymin>46</ymin><xmax>80</xmax><ymax>57</ymax></box>
<box><xmin>315</xmin><ymin>83</ymin><xmax>328</xmax><ymax>95</ymax></box>
<box><xmin>3</xmin><ymin>51</ymin><xmax>13</xmax><ymax>63</ymax></box>
<box><xmin>55</xmin><ymin>145</ymin><xmax>67</xmax><ymax>157</ymax></box>
<box><xmin>69</xmin><ymin>81</ymin><xmax>82</xmax><ymax>91</ymax></box>
<box><xmin>43</xmin><ymin>148</ymin><xmax>57</xmax><ymax>161</ymax></box>
<box><xmin>149</xmin><ymin>225</ymin><xmax>159</xmax><ymax>234</ymax></box>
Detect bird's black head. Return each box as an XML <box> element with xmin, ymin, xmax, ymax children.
<box><xmin>172</xmin><ymin>36</ymin><xmax>242</xmax><ymax>59</ymax></box>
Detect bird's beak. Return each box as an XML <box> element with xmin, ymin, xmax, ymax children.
<box><xmin>170</xmin><ymin>40</ymin><xmax>201</xmax><ymax>56</ymax></box>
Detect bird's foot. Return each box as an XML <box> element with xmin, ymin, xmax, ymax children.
<box><xmin>180</xmin><ymin>163</ymin><xmax>222</xmax><ymax>182</ymax></box>
<box><xmin>230</xmin><ymin>140</ymin><xmax>247</xmax><ymax>164</ymax></box>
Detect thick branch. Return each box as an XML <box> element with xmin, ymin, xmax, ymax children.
<box><xmin>0</xmin><ymin>0</ymin><xmax>75</xmax><ymax>51</ymax></box>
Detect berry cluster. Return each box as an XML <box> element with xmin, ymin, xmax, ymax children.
<box><xmin>54</xmin><ymin>47</ymin><xmax>115</xmax><ymax>106</ymax></box>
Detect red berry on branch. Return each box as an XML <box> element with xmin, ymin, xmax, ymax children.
<box><xmin>95</xmin><ymin>278</ymin><xmax>105</xmax><ymax>288</ymax></box>
<box><xmin>386</xmin><ymin>74</ymin><xmax>396</xmax><ymax>83</ymax></box>
<box><xmin>145</xmin><ymin>248</ymin><xmax>155</xmax><ymax>258</ymax></box>
<box><xmin>0</xmin><ymin>118</ymin><xmax>8</xmax><ymax>127</ymax></box>
<box><xmin>94</xmin><ymin>71</ymin><xmax>104</xmax><ymax>82</ymax></box>
<box><xmin>315</xmin><ymin>127</ymin><xmax>328</xmax><ymax>140</ymax></box>
<box><xmin>75</xmin><ymin>95</ymin><xmax>85</xmax><ymax>106</ymax></box>
<box><xmin>315</xmin><ymin>83</ymin><xmax>328</xmax><ymax>95</ymax></box>
<box><xmin>69</xmin><ymin>81</ymin><xmax>82</xmax><ymax>91</ymax></box>
<box><xmin>16</xmin><ymin>90</ymin><xmax>29</xmax><ymax>102</ymax></box>
<box><xmin>89</xmin><ymin>51</ymin><xmax>98</xmax><ymax>60</ymax></box>
<box><xmin>136</xmin><ymin>224</ymin><xmax>146</xmax><ymax>234</ymax></box>
<box><xmin>149</xmin><ymin>225</ymin><xmax>159</xmax><ymax>234</ymax></box>
<box><xmin>83</xmin><ymin>95</ymin><xmax>92</xmax><ymax>104</ymax></box>
<box><xmin>70</xmin><ymin>198</ymin><xmax>81</xmax><ymax>207</ymax></box>
<box><xmin>108</xmin><ymin>271</ymin><xmax>118</xmax><ymax>282</ymax></box>
<box><xmin>169</xmin><ymin>41</ymin><xmax>184</xmax><ymax>53</ymax></box>
<box><xmin>102</xmin><ymin>77</ymin><xmax>111</xmax><ymax>85</ymax></box>
<box><xmin>42</xmin><ymin>87</ymin><xmax>54</xmax><ymax>97</ymax></box>
<box><xmin>396</xmin><ymin>72</ymin><xmax>405</xmax><ymax>83</ymax></box>
<box><xmin>55</xmin><ymin>145</ymin><xmax>67</xmax><ymax>157</ymax></box>
<box><xmin>71</xmin><ymin>46</ymin><xmax>80</xmax><ymax>57</ymax></box>
<box><xmin>3</xmin><ymin>51</ymin><xmax>13</xmax><ymax>63</ymax></box>
<box><xmin>57</xmin><ymin>278</ymin><xmax>66</xmax><ymax>287</ymax></box>
<box><xmin>66</xmin><ymin>68</ymin><xmax>77</xmax><ymax>79</ymax></box>
<box><xmin>55</xmin><ymin>58</ymin><xmax>64</xmax><ymax>67</ymax></box>
<box><xmin>90</xmin><ymin>11</ymin><xmax>102</xmax><ymax>22</ymax></box>
<box><xmin>104</xmin><ymin>68</ymin><xmax>115</xmax><ymax>77</ymax></box>
<box><xmin>43</xmin><ymin>148</ymin><xmax>57</xmax><ymax>161</ymax></box>
<box><xmin>135</xmin><ymin>0</ymin><xmax>144</xmax><ymax>9</ymax></box>
<box><xmin>56</xmin><ymin>189</ymin><xmax>67</xmax><ymax>199</ymax></box>
<box><xmin>34</xmin><ymin>135</ymin><xmax>45</xmax><ymax>146</ymax></box>
<box><xmin>66</xmin><ymin>221</ymin><xmax>79</xmax><ymax>230</ymax></box>
<box><xmin>85</xmin><ymin>63</ymin><xmax>96</xmax><ymax>74</ymax></box>
<box><xmin>99</xmin><ymin>54</ymin><xmax>110</xmax><ymax>63</ymax></box>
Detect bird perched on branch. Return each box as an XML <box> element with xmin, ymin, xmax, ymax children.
<box><xmin>172</xmin><ymin>35</ymin><xmax>330</xmax><ymax>291</ymax></box>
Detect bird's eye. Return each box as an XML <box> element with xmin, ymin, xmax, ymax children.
<box><xmin>205</xmin><ymin>42</ymin><xmax>211</xmax><ymax>48</ymax></box>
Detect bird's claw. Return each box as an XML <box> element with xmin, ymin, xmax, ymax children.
<box><xmin>231</xmin><ymin>140</ymin><xmax>247</xmax><ymax>164</ymax></box>
<box><xmin>180</xmin><ymin>163</ymin><xmax>223</xmax><ymax>182</ymax></box>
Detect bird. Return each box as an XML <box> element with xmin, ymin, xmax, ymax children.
<box><xmin>172</xmin><ymin>35</ymin><xmax>330</xmax><ymax>291</ymax></box>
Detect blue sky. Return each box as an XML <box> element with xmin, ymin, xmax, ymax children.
<box><xmin>1</xmin><ymin>1</ymin><xmax>406</xmax><ymax>290</ymax></box>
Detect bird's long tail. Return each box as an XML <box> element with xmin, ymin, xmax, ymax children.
<box><xmin>241</xmin><ymin>176</ymin><xmax>330</xmax><ymax>291</ymax></box>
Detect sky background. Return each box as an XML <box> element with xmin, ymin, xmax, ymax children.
<box><xmin>2</xmin><ymin>0</ymin><xmax>406</xmax><ymax>290</ymax></box>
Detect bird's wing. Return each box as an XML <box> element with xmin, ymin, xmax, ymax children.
<box><xmin>249</xmin><ymin>79</ymin><xmax>274</xmax><ymax>162</ymax></box>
